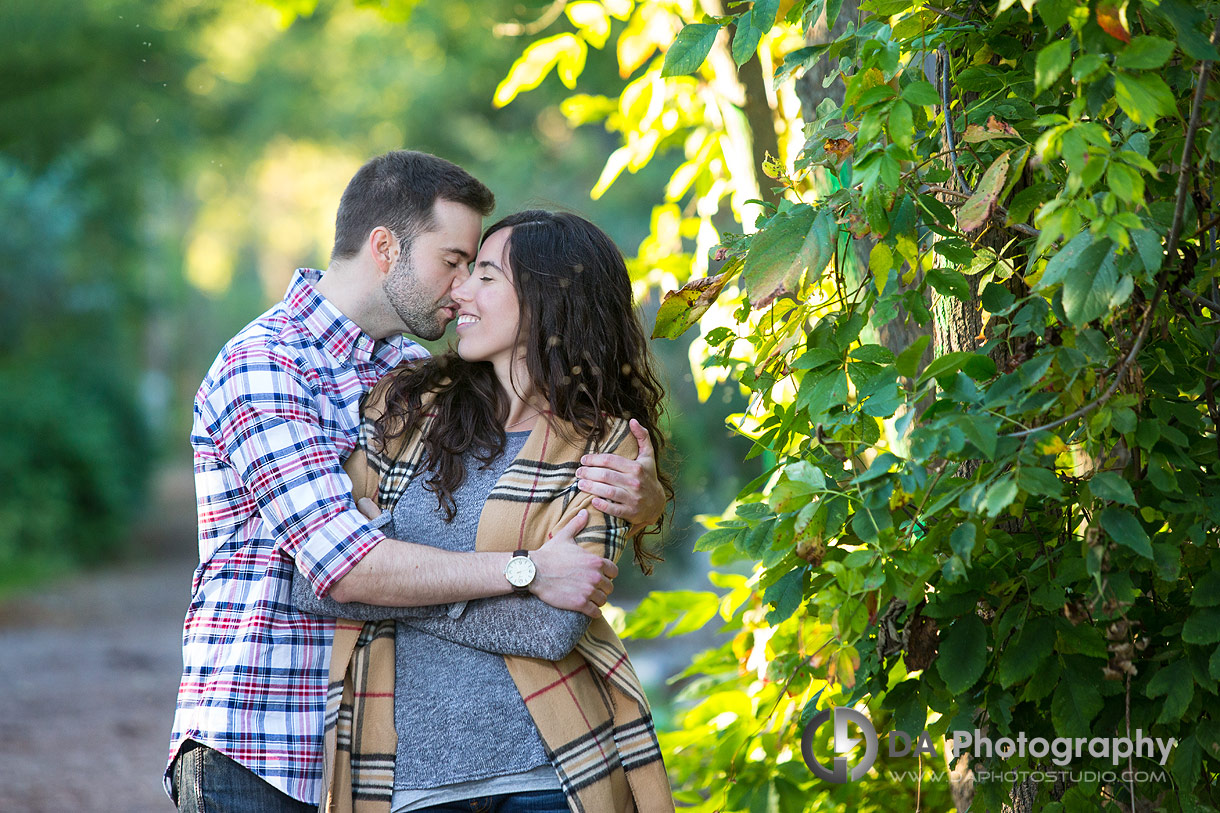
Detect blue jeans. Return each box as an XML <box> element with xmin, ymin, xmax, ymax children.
<box><xmin>171</xmin><ymin>740</ymin><xmax>314</xmax><ymax>813</ymax></box>
<box><xmin>413</xmin><ymin>789</ymin><xmax>570</xmax><ymax>813</ymax></box>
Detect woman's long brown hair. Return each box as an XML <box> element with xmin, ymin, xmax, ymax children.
<box><xmin>368</xmin><ymin>210</ymin><xmax>671</xmax><ymax>572</ymax></box>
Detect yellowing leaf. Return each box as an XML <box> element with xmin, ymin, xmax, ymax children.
<box><xmin>957</xmin><ymin>151</ymin><xmax>1010</xmax><ymax>233</ymax></box>
<box><xmin>652</xmin><ymin>270</ymin><xmax>734</xmax><ymax>339</ymax></box>
<box><xmin>1097</xmin><ymin>1</ymin><xmax>1132</xmax><ymax>43</ymax></box>
<box><xmin>494</xmin><ymin>34</ymin><xmax>584</xmax><ymax>107</ymax></box>
<box><xmin>566</xmin><ymin>2</ymin><xmax>611</xmax><ymax>49</ymax></box>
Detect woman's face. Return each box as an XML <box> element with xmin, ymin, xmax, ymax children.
<box><xmin>452</xmin><ymin>226</ymin><xmax>523</xmax><ymax>368</ymax></box>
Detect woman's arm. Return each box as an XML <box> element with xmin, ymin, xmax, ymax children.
<box><xmin>399</xmin><ymin>596</ymin><xmax>590</xmax><ymax>660</ymax></box>
<box><xmin>399</xmin><ymin>427</ymin><xmax>640</xmax><ymax>661</ymax></box>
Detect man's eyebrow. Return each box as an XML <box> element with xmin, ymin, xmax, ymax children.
<box><xmin>442</xmin><ymin>246</ymin><xmax>475</xmax><ymax>260</ymax></box>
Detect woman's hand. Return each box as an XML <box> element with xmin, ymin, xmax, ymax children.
<box><xmin>576</xmin><ymin>419</ymin><xmax>664</xmax><ymax>530</ymax></box>
<box><xmin>531</xmin><ymin>510</ymin><xmax>618</xmax><ymax>618</ymax></box>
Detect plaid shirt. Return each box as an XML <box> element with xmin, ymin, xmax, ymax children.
<box><xmin>167</xmin><ymin>269</ymin><xmax>426</xmax><ymax>804</ymax></box>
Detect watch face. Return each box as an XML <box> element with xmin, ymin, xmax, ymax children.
<box><xmin>505</xmin><ymin>555</ymin><xmax>536</xmax><ymax>588</ymax></box>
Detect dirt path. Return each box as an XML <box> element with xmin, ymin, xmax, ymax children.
<box><xmin>0</xmin><ymin>469</ymin><xmax>196</xmax><ymax>813</ymax></box>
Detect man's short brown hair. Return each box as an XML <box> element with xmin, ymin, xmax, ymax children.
<box><xmin>331</xmin><ymin>150</ymin><xmax>495</xmax><ymax>261</ymax></box>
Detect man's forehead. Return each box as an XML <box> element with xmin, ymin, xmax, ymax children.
<box><xmin>416</xmin><ymin>199</ymin><xmax>482</xmax><ymax>255</ymax></box>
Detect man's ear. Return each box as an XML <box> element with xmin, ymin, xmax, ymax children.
<box><xmin>368</xmin><ymin>226</ymin><xmax>398</xmax><ymax>275</ymax></box>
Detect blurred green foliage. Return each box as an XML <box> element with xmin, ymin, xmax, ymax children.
<box><xmin>0</xmin><ymin>0</ymin><xmax>748</xmax><ymax>587</ymax></box>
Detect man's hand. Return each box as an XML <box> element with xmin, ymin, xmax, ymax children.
<box><xmin>530</xmin><ymin>510</ymin><xmax>618</xmax><ymax>618</ymax></box>
<box><xmin>356</xmin><ymin>497</ymin><xmax>380</xmax><ymax>520</ymax></box>
<box><xmin>576</xmin><ymin>419</ymin><xmax>665</xmax><ymax>530</ymax></box>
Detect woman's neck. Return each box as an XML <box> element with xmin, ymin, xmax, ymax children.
<box><xmin>496</xmin><ymin>356</ymin><xmax>543</xmax><ymax>430</ymax></box>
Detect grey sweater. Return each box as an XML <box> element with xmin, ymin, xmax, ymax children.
<box><xmin>291</xmin><ymin>431</ymin><xmax>589</xmax><ymax>803</ymax></box>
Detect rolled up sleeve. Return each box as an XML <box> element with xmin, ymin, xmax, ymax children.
<box><xmin>207</xmin><ymin>345</ymin><xmax>386</xmax><ymax>597</ymax></box>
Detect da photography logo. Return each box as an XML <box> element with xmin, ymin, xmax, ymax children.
<box><xmin>800</xmin><ymin>708</ymin><xmax>1179</xmax><ymax>787</ymax></box>
<box><xmin>801</xmin><ymin>707</ymin><xmax>879</xmax><ymax>783</ymax></box>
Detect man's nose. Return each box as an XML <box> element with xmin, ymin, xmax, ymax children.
<box><xmin>450</xmin><ymin>275</ymin><xmax>472</xmax><ymax>301</ymax></box>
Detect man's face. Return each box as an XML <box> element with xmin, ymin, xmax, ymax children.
<box><xmin>383</xmin><ymin>199</ymin><xmax>482</xmax><ymax>341</ymax></box>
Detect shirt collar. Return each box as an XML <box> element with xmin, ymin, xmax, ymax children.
<box><xmin>284</xmin><ymin>268</ymin><xmax>406</xmax><ymax>365</ymax></box>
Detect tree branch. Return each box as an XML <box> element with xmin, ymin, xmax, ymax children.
<box><xmin>492</xmin><ymin>0</ymin><xmax>567</xmax><ymax>37</ymax></box>
<box><xmin>1165</xmin><ymin>18</ymin><xmax>1220</xmax><ymax>264</ymax></box>
<box><xmin>938</xmin><ymin>44</ymin><xmax>973</xmax><ymax>194</ymax></box>
<box><xmin>925</xmin><ymin>5</ymin><xmax>973</xmax><ymax>23</ymax></box>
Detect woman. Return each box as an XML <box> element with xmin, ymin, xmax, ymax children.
<box><xmin>294</xmin><ymin>210</ymin><xmax>675</xmax><ymax>813</ymax></box>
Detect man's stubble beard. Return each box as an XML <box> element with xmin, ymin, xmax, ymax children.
<box><xmin>384</xmin><ymin>250</ymin><xmax>449</xmax><ymax>341</ymax></box>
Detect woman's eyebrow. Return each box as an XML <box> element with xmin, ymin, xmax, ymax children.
<box><xmin>476</xmin><ymin>259</ymin><xmax>503</xmax><ymax>271</ymax></box>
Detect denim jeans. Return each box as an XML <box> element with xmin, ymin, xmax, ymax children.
<box><xmin>171</xmin><ymin>740</ymin><xmax>314</xmax><ymax>813</ymax></box>
<box><xmin>413</xmin><ymin>789</ymin><xmax>570</xmax><ymax>813</ymax></box>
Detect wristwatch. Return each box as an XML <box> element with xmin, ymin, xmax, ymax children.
<box><xmin>504</xmin><ymin>549</ymin><xmax>536</xmax><ymax>596</ymax></box>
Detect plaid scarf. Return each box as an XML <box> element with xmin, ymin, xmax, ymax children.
<box><xmin>319</xmin><ymin>400</ymin><xmax>674</xmax><ymax>813</ymax></box>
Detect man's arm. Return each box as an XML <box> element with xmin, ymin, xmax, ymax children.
<box><xmin>290</xmin><ymin>502</ymin><xmax>593</xmax><ymax>658</ymax></box>
<box><xmin>211</xmin><ymin>349</ymin><xmax>613</xmax><ymax>614</ymax></box>
<box><xmin>328</xmin><ymin>510</ymin><xmax>616</xmax><ymax>617</ymax></box>
<box><xmin>576</xmin><ymin>419</ymin><xmax>666</xmax><ymax>535</ymax></box>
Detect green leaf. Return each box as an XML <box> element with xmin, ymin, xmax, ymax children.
<box><xmin>1018</xmin><ymin>466</ymin><xmax>1064</xmax><ymax>498</ymax></box>
<box><xmin>1211</xmin><ymin>646</ymin><xmax>1220</xmax><ymax>682</ymax></box>
<box><xmin>741</xmin><ymin>208</ymin><xmax>814</xmax><ymax>305</ymax></box>
<box><xmin>1131</xmin><ymin>229</ymin><xmax>1163</xmax><ymax>272</ymax></box>
<box><xmin>797</xmin><ymin>367</ymin><xmax>848</xmax><ymax>416</ymax></box>
<box><xmin>1035</xmin><ymin>39</ymin><xmax>1072</xmax><ymax>93</ymax></box>
<box><xmin>694</xmin><ymin>525</ymin><xmax>743</xmax><ymax>552</ymax></box>
<box><xmin>850</xmin><ymin>344</ymin><xmax>895</xmax><ymax>364</ymax></box>
<box><xmin>958</xmin><ymin>414</ymin><xmax>999</xmax><ymax>460</ymax></box>
<box><xmin>1107</xmin><ymin>162</ymin><xmax>1144</xmax><ymax>204</ymax></box>
<box><xmin>824</xmin><ymin>0</ymin><xmax>845</xmax><ymax>29</ymax></box>
<box><xmin>764</xmin><ymin>566</ymin><xmax>807</xmax><ymax>624</ymax></box>
<box><xmin>983</xmin><ymin>475</ymin><xmax>1018</xmax><ymax>517</ymax></box>
<box><xmin>1114</xmin><ymin>72</ymin><xmax>1177</xmax><ymax>127</ymax></box>
<box><xmin>793</xmin><ymin>346</ymin><xmax>840</xmax><ymax>370</ymax></box>
<box><xmin>667</xmin><ymin>591</ymin><xmax>723</xmax><ymax>635</ymax></box>
<box><xmin>901</xmin><ymin>80</ymin><xmax>940</xmax><ymax>106</ymax></box>
<box><xmin>926</xmin><ymin>267</ymin><xmax>971</xmax><ymax>301</ymax></box>
<box><xmin>1051</xmin><ymin>672</ymin><xmax>1103</xmax><ymax>737</ymax></box>
<box><xmin>1100</xmin><ymin>507</ymin><xmax>1153</xmax><ymax>558</ymax></box>
<box><xmin>1158</xmin><ymin>0</ymin><xmax>1220</xmax><ymax>61</ymax></box>
<box><xmin>896</xmin><ymin>335</ymin><xmax>930</xmax><ymax>379</ymax></box>
<box><xmin>1089</xmin><ymin>471</ymin><xmax>1137</xmax><ymax>505</ymax></box>
<box><xmin>869</xmin><ymin>242</ymin><xmax>894</xmax><ymax>293</ymax></box>
<box><xmin>1056</xmin><ymin>623</ymin><xmax>1108</xmax><ymax>658</ymax></box>
<box><xmin>1183</xmin><ymin>608</ymin><xmax>1220</xmax><ymax>644</ymax></box>
<box><xmin>937</xmin><ymin>615</ymin><xmax>987</xmax><ymax>694</ymax></box>
<box><xmin>752</xmin><ymin>0</ymin><xmax>781</xmax><ymax>31</ymax></box>
<box><xmin>731</xmin><ymin>15</ymin><xmax>763</xmax><ymax>67</ymax></box>
<box><xmin>737</xmin><ymin>518</ymin><xmax>775</xmax><ymax>558</ymax></box>
<box><xmin>1192</xmin><ymin>571</ymin><xmax>1220</xmax><ymax>607</ymax></box>
<box><xmin>1146</xmin><ymin>659</ymin><xmax>1195</xmax><ymax>724</ymax></box>
<box><xmin>950</xmin><ymin>522</ymin><xmax>976</xmax><ymax>567</ymax></box>
<box><xmin>1038</xmin><ymin>233</ymin><xmax>1086</xmax><ymax>289</ymax></box>
<box><xmin>661</xmin><ymin>23</ymin><xmax>720</xmax><ymax>77</ymax></box>
<box><xmin>888</xmin><ymin>99</ymin><xmax>914</xmax><ymax>146</ymax></box>
<box><xmin>917</xmin><ymin>351</ymin><xmax>997</xmax><ymax>385</ymax></box>
<box><xmin>1041</xmin><ymin>237</ymin><xmax>1130</xmax><ymax>326</ymax></box>
<box><xmin>998</xmin><ymin>617</ymin><xmax>1055</xmax><ymax>687</ymax></box>
<box><xmin>1117</xmin><ymin>35</ymin><xmax>1176</xmax><ymax>69</ymax></box>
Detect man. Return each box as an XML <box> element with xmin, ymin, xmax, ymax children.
<box><xmin>167</xmin><ymin>151</ymin><xmax>664</xmax><ymax>812</ymax></box>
